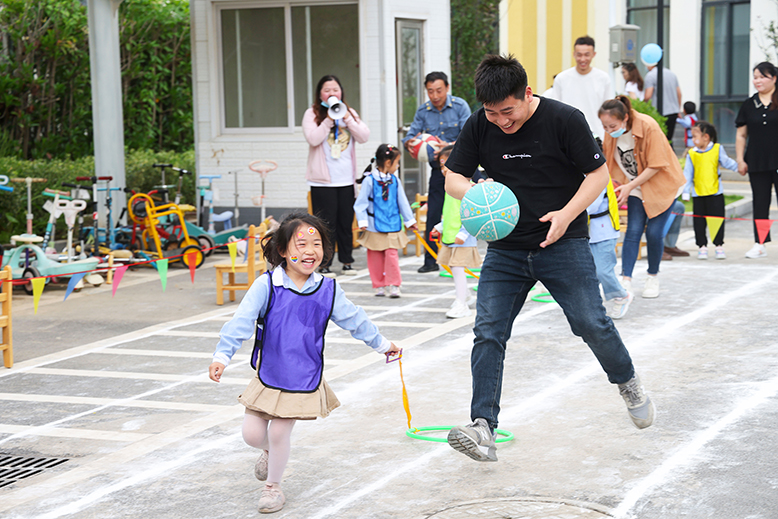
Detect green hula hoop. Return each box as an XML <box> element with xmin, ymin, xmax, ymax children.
<box><xmin>406</xmin><ymin>426</ymin><xmax>514</xmax><ymax>443</ymax></box>
<box><xmin>530</xmin><ymin>291</ymin><xmax>556</xmax><ymax>303</ymax></box>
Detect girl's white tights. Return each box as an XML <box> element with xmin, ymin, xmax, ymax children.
<box><xmin>242</xmin><ymin>410</ymin><xmax>295</xmax><ymax>484</ymax></box>
<box><xmin>451</xmin><ymin>266</ymin><xmax>468</xmax><ymax>304</ymax></box>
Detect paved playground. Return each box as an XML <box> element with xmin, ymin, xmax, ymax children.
<box><xmin>2</xmin><ymin>193</ymin><xmax>778</xmax><ymax>518</ymax></box>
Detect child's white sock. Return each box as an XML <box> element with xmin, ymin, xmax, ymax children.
<box><xmin>452</xmin><ymin>267</ymin><xmax>468</xmax><ymax>304</ymax></box>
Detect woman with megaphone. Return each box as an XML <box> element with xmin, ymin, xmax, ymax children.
<box><xmin>303</xmin><ymin>75</ymin><xmax>371</xmax><ymax>277</ymax></box>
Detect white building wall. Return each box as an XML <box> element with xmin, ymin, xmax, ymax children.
<box><xmin>669</xmin><ymin>0</ymin><xmax>701</xmax><ymax>107</ymax></box>
<box><xmin>190</xmin><ymin>0</ymin><xmax>450</xmax><ymax>214</ymax></box>
<box><xmin>751</xmin><ymin>0</ymin><xmax>778</xmax><ymax>95</ymax></box>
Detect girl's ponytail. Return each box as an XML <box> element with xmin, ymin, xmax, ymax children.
<box><xmin>357</xmin><ymin>157</ymin><xmax>376</xmax><ymax>184</ymax></box>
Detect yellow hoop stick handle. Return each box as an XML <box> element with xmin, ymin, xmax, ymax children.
<box><xmin>398</xmin><ymin>357</ymin><xmax>414</xmax><ymax>431</ymax></box>
<box><xmin>410</xmin><ymin>228</ymin><xmax>480</xmax><ymax>279</ymax></box>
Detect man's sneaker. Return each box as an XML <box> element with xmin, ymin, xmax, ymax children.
<box><xmin>375</xmin><ymin>286</ymin><xmax>385</xmax><ymax>297</ymax></box>
<box><xmin>446</xmin><ymin>300</ymin><xmax>472</xmax><ymax>319</ymax></box>
<box><xmin>608</xmin><ymin>292</ymin><xmax>633</xmax><ymax>320</ymax></box>
<box><xmin>642</xmin><ymin>276</ymin><xmax>659</xmax><ymax>298</ymax></box>
<box><xmin>618</xmin><ymin>374</ymin><xmax>655</xmax><ymax>429</ymax></box>
<box><xmin>389</xmin><ymin>285</ymin><xmax>401</xmax><ymax>298</ymax></box>
<box><xmin>745</xmin><ymin>243</ymin><xmax>767</xmax><ymax>259</ymax></box>
<box><xmin>447</xmin><ymin>418</ymin><xmax>498</xmax><ymax>462</ymax></box>
<box><xmin>715</xmin><ymin>246</ymin><xmax>726</xmax><ymax>260</ymax></box>
<box><xmin>697</xmin><ymin>246</ymin><xmax>708</xmax><ymax>260</ymax></box>
<box><xmin>341</xmin><ymin>264</ymin><xmax>358</xmax><ymax>276</ymax></box>
<box><xmin>258</xmin><ymin>483</ymin><xmax>285</xmax><ymax>514</ymax></box>
<box><xmin>254</xmin><ymin>450</ymin><xmax>268</xmax><ymax>481</ymax></box>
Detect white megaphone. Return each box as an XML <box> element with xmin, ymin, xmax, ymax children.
<box><xmin>326</xmin><ymin>96</ymin><xmax>348</xmax><ymax>120</ymax></box>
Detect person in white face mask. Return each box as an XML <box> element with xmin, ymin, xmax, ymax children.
<box><xmin>598</xmin><ymin>95</ymin><xmax>685</xmax><ymax>299</ymax></box>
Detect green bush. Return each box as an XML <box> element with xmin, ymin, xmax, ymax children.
<box><xmin>0</xmin><ymin>0</ymin><xmax>193</xmax><ymax>160</ymax></box>
<box><xmin>0</xmin><ymin>149</ymin><xmax>195</xmax><ymax>243</ymax></box>
<box><xmin>631</xmin><ymin>98</ymin><xmax>668</xmax><ymax>135</ymax></box>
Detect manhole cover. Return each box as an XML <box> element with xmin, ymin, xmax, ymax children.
<box><xmin>425</xmin><ymin>497</ymin><xmax>612</xmax><ymax>518</ymax></box>
<box><xmin>0</xmin><ymin>454</ymin><xmax>69</xmax><ymax>489</ymax></box>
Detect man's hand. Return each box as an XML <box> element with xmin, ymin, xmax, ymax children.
<box><xmin>404</xmin><ymin>133</ymin><xmax>421</xmax><ymax>152</ymax></box>
<box><xmin>538</xmin><ymin>210</ymin><xmax>574</xmax><ymax>248</ymax></box>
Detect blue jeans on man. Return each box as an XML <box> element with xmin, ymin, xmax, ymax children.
<box><xmin>471</xmin><ymin>239</ymin><xmax>636</xmax><ymax>429</ymax></box>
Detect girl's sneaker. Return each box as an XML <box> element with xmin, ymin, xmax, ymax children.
<box><xmin>698</xmin><ymin>246</ymin><xmax>708</xmax><ymax>260</ymax></box>
<box><xmin>389</xmin><ymin>285</ymin><xmax>401</xmax><ymax>298</ymax></box>
<box><xmin>258</xmin><ymin>483</ymin><xmax>285</xmax><ymax>514</ymax></box>
<box><xmin>254</xmin><ymin>450</ymin><xmax>268</xmax><ymax>481</ymax></box>
<box><xmin>375</xmin><ymin>287</ymin><xmax>385</xmax><ymax>297</ymax></box>
<box><xmin>715</xmin><ymin>246</ymin><xmax>726</xmax><ymax>259</ymax></box>
<box><xmin>446</xmin><ymin>300</ymin><xmax>472</xmax><ymax>319</ymax></box>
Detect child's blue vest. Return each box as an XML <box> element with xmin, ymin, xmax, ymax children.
<box><xmin>251</xmin><ymin>274</ymin><xmax>336</xmax><ymax>393</ymax></box>
<box><xmin>368</xmin><ymin>173</ymin><xmax>402</xmax><ymax>232</ymax></box>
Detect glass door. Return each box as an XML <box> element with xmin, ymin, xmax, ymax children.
<box><xmin>395</xmin><ymin>19</ymin><xmax>425</xmax><ymax>201</ymax></box>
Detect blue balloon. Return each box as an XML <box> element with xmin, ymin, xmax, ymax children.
<box><xmin>640</xmin><ymin>43</ymin><xmax>663</xmax><ymax>66</ymax></box>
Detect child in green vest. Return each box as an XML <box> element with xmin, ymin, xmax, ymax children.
<box><xmin>681</xmin><ymin>121</ymin><xmax>738</xmax><ymax>260</ymax></box>
<box><xmin>429</xmin><ymin>145</ymin><xmax>482</xmax><ymax>318</ymax></box>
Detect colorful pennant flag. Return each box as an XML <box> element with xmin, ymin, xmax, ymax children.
<box><xmin>32</xmin><ymin>277</ymin><xmax>46</xmax><ymax>314</ymax></box>
<box><xmin>157</xmin><ymin>259</ymin><xmax>169</xmax><ymax>292</ymax></box>
<box><xmin>755</xmin><ymin>219</ymin><xmax>773</xmax><ymax>245</ymax></box>
<box><xmin>112</xmin><ymin>265</ymin><xmax>128</xmax><ymax>297</ymax></box>
<box><xmin>187</xmin><ymin>252</ymin><xmax>197</xmax><ymax>283</ymax></box>
<box><xmin>227</xmin><ymin>241</ymin><xmax>238</xmax><ymax>272</ymax></box>
<box><xmin>705</xmin><ymin>216</ymin><xmax>725</xmax><ymax>243</ymax></box>
<box><xmin>63</xmin><ymin>272</ymin><xmax>87</xmax><ymax>301</ymax></box>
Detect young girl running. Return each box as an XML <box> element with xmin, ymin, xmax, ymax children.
<box><xmin>429</xmin><ymin>145</ymin><xmax>482</xmax><ymax>319</ymax></box>
<box><xmin>208</xmin><ymin>212</ymin><xmax>399</xmax><ymax>514</ymax></box>
<box><xmin>354</xmin><ymin>144</ymin><xmax>417</xmax><ymax>297</ymax></box>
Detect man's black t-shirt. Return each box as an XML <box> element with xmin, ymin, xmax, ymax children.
<box><xmin>446</xmin><ymin>96</ymin><xmax>606</xmax><ymax>250</ymax></box>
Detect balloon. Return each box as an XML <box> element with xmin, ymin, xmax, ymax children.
<box><xmin>640</xmin><ymin>43</ymin><xmax>663</xmax><ymax>66</ymax></box>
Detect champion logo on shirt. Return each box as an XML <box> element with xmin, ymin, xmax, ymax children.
<box><xmin>503</xmin><ymin>153</ymin><xmax>531</xmax><ymax>160</ymax></box>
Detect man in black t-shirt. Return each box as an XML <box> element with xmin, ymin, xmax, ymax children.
<box><xmin>444</xmin><ymin>55</ymin><xmax>654</xmax><ymax>463</ymax></box>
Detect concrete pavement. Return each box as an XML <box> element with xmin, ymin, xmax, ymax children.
<box><xmin>2</xmin><ymin>194</ymin><xmax>778</xmax><ymax>518</ymax></box>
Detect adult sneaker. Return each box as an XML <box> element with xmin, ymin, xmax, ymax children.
<box><xmin>697</xmin><ymin>246</ymin><xmax>708</xmax><ymax>260</ymax></box>
<box><xmin>254</xmin><ymin>450</ymin><xmax>268</xmax><ymax>481</ymax></box>
<box><xmin>258</xmin><ymin>483</ymin><xmax>285</xmax><ymax>514</ymax></box>
<box><xmin>341</xmin><ymin>264</ymin><xmax>358</xmax><ymax>276</ymax></box>
<box><xmin>745</xmin><ymin>243</ymin><xmax>766</xmax><ymax>259</ymax></box>
<box><xmin>642</xmin><ymin>276</ymin><xmax>659</xmax><ymax>298</ymax></box>
<box><xmin>618</xmin><ymin>374</ymin><xmax>655</xmax><ymax>429</ymax></box>
<box><xmin>447</xmin><ymin>418</ymin><xmax>498</xmax><ymax>462</ymax></box>
<box><xmin>446</xmin><ymin>300</ymin><xmax>472</xmax><ymax>319</ymax></box>
<box><xmin>375</xmin><ymin>287</ymin><xmax>385</xmax><ymax>297</ymax></box>
<box><xmin>621</xmin><ymin>278</ymin><xmax>632</xmax><ymax>294</ymax></box>
<box><xmin>715</xmin><ymin>246</ymin><xmax>726</xmax><ymax>260</ymax></box>
<box><xmin>389</xmin><ymin>285</ymin><xmax>401</xmax><ymax>298</ymax></box>
<box><xmin>608</xmin><ymin>292</ymin><xmax>633</xmax><ymax>320</ymax></box>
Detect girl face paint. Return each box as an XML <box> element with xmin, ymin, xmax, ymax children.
<box><xmin>283</xmin><ymin>224</ymin><xmax>324</xmax><ymax>285</ymax></box>
<box><xmin>307</xmin><ymin>227</ymin><xmax>316</xmax><ymax>235</ymax></box>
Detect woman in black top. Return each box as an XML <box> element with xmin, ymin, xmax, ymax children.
<box><xmin>736</xmin><ymin>61</ymin><xmax>778</xmax><ymax>258</ymax></box>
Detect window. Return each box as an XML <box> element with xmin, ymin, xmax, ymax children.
<box><xmin>700</xmin><ymin>1</ymin><xmax>750</xmax><ymax>143</ymax></box>
<box><xmin>220</xmin><ymin>3</ymin><xmax>360</xmax><ymax>130</ymax></box>
<box><xmin>627</xmin><ymin>0</ymin><xmax>670</xmax><ymax>78</ymax></box>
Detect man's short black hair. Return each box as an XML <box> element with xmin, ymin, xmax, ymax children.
<box><xmin>425</xmin><ymin>71</ymin><xmax>449</xmax><ymax>87</ymax></box>
<box><xmin>474</xmin><ymin>54</ymin><xmax>528</xmax><ymax>106</ymax></box>
<box><xmin>574</xmin><ymin>35</ymin><xmax>595</xmax><ymax>48</ymax></box>
<box><xmin>683</xmin><ymin>101</ymin><xmax>696</xmax><ymax>115</ymax></box>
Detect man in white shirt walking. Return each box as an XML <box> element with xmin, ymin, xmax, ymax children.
<box><xmin>553</xmin><ymin>36</ymin><xmax>613</xmax><ymax>140</ymax></box>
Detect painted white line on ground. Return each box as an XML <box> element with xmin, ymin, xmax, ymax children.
<box><xmin>0</xmin><ymin>393</ymin><xmax>232</xmax><ymax>413</ymax></box>
<box><xmin>96</xmin><ymin>348</ymin><xmax>249</xmax><ymax>360</ymax></box>
<box><xmin>612</xmin><ymin>373</ymin><xmax>778</xmax><ymax>519</ymax></box>
<box><xmin>24</xmin><ymin>367</ymin><xmax>217</xmax><ymax>383</ymax></box>
<box><xmin>155</xmin><ymin>330</ymin><xmax>221</xmax><ymax>338</ymax></box>
<box><xmin>362</xmin><ymin>321</ymin><xmax>437</xmax><ymax>328</ymax></box>
<box><xmin>0</xmin><ymin>306</ymin><xmax>237</xmax><ymax>379</ymax></box>
<box><xmin>345</xmin><ymin>291</ymin><xmax>454</xmax><ymax>299</ymax></box>
<box><xmin>358</xmin><ymin>305</ymin><xmax>446</xmax><ymax>312</ymax></box>
<box><xmin>0</xmin><ymin>424</ymin><xmax>151</xmax><ymax>443</ymax></box>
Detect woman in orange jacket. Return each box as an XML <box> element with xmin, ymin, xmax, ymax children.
<box><xmin>599</xmin><ymin>95</ymin><xmax>685</xmax><ymax>299</ymax></box>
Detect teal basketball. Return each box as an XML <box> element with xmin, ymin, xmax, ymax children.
<box><xmin>460</xmin><ymin>182</ymin><xmax>520</xmax><ymax>241</ymax></box>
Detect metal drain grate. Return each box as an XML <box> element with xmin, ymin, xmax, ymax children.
<box><xmin>0</xmin><ymin>454</ymin><xmax>69</xmax><ymax>489</ymax></box>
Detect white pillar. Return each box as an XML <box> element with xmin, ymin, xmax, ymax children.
<box><xmin>87</xmin><ymin>0</ymin><xmax>126</xmax><ymax>222</ymax></box>
<box><xmin>670</xmin><ymin>0</ymin><xmax>701</xmax><ymax>106</ymax></box>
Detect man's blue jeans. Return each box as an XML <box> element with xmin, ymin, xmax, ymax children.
<box><xmin>471</xmin><ymin>239</ymin><xmax>635</xmax><ymax>430</ymax></box>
